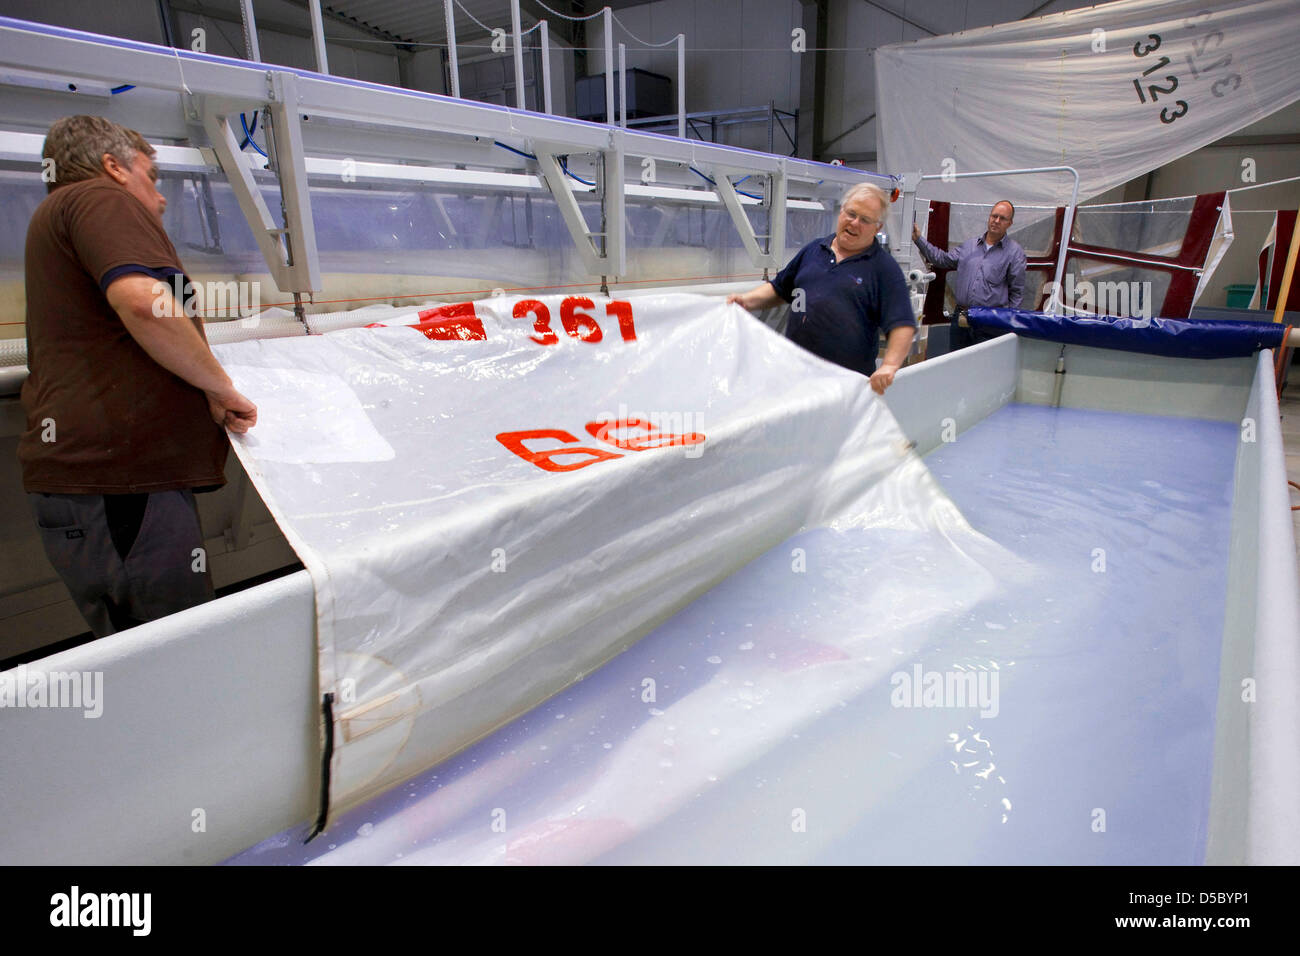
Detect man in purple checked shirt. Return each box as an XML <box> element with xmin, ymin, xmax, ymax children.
<box><xmin>912</xmin><ymin>200</ymin><xmax>1027</xmax><ymax>352</ymax></box>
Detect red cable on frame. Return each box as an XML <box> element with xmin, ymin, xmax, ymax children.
<box><xmin>2</xmin><ymin>273</ymin><xmax>769</xmax><ymax>325</ymax></box>
<box><xmin>251</xmin><ymin>272</ymin><xmax>767</xmax><ymax>315</ymax></box>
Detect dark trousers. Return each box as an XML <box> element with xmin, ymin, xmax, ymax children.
<box><xmin>948</xmin><ymin>312</ymin><xmax>975</xmax><ymax>352</ymax></box>
<box><xmin>29</xmin><ymin>489</ymin><xmax>214</xmax><ymax>638</ymax></box>
<box><xmin>948</xmin><ymin>309</ymin><xmax>1010</xmax><ymax>352</ymax></box>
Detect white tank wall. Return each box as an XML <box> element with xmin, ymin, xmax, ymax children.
<box><xmin>1210</xmin><ymin>361</ymin><xmax>1263</xmax><ymax>864</ymax></box>
<box><xmin>884</xmin><ymin>332</ymin><xmax>1018</xmax><ymax>454</ymax></box>
<box><xmin>1016</xmin><ymin>337</ymin><xmax>1255</xmax><ymax>422</ymax></box>
<box><xmin>1209</xmin><ymin>350</ymin><xmax>1300</xmax><ymax>864</ymax></box>
<box><xmin>0</xmin><ymin>570</ymin><xmax>319</xmax><ymax>865</ymax></box>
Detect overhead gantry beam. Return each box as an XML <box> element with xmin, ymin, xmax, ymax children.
<box><xmin>0</xmin><ymin>15</ymin><xmax>886</xmax><ymax>288</ymax></box>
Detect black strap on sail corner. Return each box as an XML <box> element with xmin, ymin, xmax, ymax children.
<box><xmin>306</xmin><ymin>692</ymin><xmax>335</xmax><ymax>842</ymax></box>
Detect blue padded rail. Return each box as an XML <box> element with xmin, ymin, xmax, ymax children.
<box><xmin>969</xmin><ymin>308</ymin><xmax>1289</xmax><ymax>360</ymax></box>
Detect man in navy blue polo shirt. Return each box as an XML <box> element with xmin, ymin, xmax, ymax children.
<box><xmin>727</xmin><ymin>182</ymin><xmax>915</xmax><ymax>394</ymax></box>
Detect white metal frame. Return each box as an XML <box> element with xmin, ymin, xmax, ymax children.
<box><xmin>0</xmin><ymin>15</ymin><xmax>887</xmax><ymax>294</ymax></box>
<box><xmin>198</xmin><ymin>74</ymin><xmax>321</xmax><ymax>292</ymax></box>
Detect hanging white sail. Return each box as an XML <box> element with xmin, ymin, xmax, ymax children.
<box><xmin>876</xmin><ymin>0</ymin><xmax>1300</xmax><ymax>205</ymax></box>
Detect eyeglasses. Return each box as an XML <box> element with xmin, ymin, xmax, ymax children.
<box><xmin>840</xmin><ymin>209</ymin><xmax>883</xmax><ymax>227</ymax></box>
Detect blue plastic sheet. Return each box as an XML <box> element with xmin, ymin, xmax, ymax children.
<box><xmin>969</xmin><ymin>308</ymin><xmax>1288</xmax><ymax>360</ymax></box>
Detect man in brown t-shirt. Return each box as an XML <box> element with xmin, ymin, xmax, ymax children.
<box><xmin>20</xmin><ymin>114</ymin><xmax>258</xmax><ymax>638</ymax></box>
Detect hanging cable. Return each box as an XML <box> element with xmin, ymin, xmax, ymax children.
<box><xmin>559</xmin><ymin>157</ymin><xmax>595</xmax><ymax>187</ymax></box>
<box><xmin>238</xmin><ymin>111</ymin><xmax>259</xmax><ymax>150</ymax></box>
<box><xmin>691</xmin><ymin>166</ymin><xmax>763</xmax><ymax>200</ymax></box>
<box><xmin>241</xmin><ymin>113</ymin><xmax>268</xmax><ymax>158</ymax></box>
<box><xmin>494</xmin><ymin>141</ymin><xmax>537</xmax><ymax>161</ymax></box>
<box><xmin>169</xmin><ymin>44</ymin><xmax>193</xmax><ymax>96</ymax></box>
<box><xmin>1228</xmin><ymin>174</ymin><xmax>1300</xmax><ymax>195</ymax></box>
<box><xmin>452</xmin><ymin>0</ymin><xmax>496</xmax><ymax>34</ymax></box>
<box><xmin>531</xmin><ymin>0</ymin><xmax>607</xmax><ymax>21</ymax></box>
<box><xmin>494</xmin><ymin>142</ymin><xmax>594</xmax><ymax>188</ymax></box>
<box><xmin>611</xmin><ymin>11</ymin><xmax>682</xmax><ymax>47</ymax></box>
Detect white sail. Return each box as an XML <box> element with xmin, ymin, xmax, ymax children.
<box><xmin>876</xmin><ymin>0</ymin><xmax>1300</xmax><ymax>205</ymax></box>
<box><xmin>216</xmin><ymin>293</ymin><xmax>996</xmax><ymax>820</ymax></box>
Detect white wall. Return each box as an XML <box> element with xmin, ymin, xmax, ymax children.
<box><xmin>406</xmin><ymin>46</ymin><xmax>449</xmax><ymax>97</ymax></box>
<box><xmin>819</xmin><ymin>0</ymin><xmax>927</xmax><ymax>166</ymax></box>
<box><xmin>587</xmin><ymin>0</ymin><xmax>804</xmax><ymax>152</ymax></box>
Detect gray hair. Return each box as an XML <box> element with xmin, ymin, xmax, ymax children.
<box><xmin>42</xmin><ymin>115</ymin><xmax>153</xmax><ymax>193</ymax></box>
<box><xmin>841</xmin><ymin>181</ymin><xmax>890</xmax><ymax>224</ymax></box>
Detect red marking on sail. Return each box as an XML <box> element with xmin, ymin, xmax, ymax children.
<box><xmin>412</xmin><ymin>302</ymin><xmax>486</xmax><ymax>341</ymax></box>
